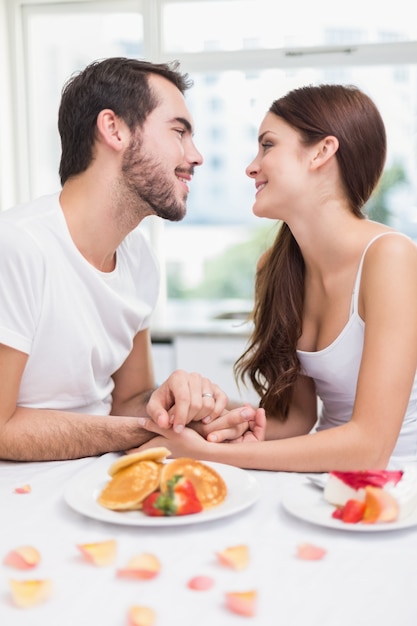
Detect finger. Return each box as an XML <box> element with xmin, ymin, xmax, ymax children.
<box><xmin>206</xmin><ymin>422</ymin><xmax>249</xmax><ymax>443</ymax></box>
<box><xmin>137</xmin><ymin>416</ymin><xmax>167</xmax><ymax>436</ymax></box>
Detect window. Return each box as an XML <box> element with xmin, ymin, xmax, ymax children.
<box><xmin>4</xmin><ymin>0</ymin><xmax>417</xmax><ymax>311</ymax></box>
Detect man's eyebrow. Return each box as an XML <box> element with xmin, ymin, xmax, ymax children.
<box><xmin>171</xmin><ymin>116</ymin><xmax>193</xmax><ymax>133</ymax></box>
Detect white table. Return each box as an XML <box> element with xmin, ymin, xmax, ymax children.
<box><xmin>1</xmin><ymin>453</ymin><xmax>416</xmax><ymax>626</ymax></box>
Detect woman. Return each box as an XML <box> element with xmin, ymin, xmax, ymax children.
<box><xmin>138</xmin><ymin>84</ymin><xmax>417</xmax><ymax>471</ymax></box>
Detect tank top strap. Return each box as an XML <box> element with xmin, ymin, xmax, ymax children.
<box><xmin>350</xmin><ymin>232</ymin><xmax>409</xmax><ymax>315</ymax></box>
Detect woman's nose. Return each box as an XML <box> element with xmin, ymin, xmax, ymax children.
<box><xmin>246</xmin><ymin>158</ymin><xmax>258</xmax><ymax>178</ymax></box>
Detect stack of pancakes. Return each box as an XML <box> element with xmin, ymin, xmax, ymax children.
<box><xmin>97</xmin><ymin>447</ymin><xmax>227</xmax><ymax>512</ymax></box>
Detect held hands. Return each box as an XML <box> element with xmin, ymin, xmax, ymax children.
<box><xmin>135</xmin><ymin>405</ymin><xmax>267</xmax><ymax>458</ymax></box>
<box><xmin>142</xmin><ymin>369</ymin><xmax>266</xmax><ymax>451</ymax></box>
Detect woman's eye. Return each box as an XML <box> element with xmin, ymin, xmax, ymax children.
<box><xmin>261</xmin><ymin>141</ymin><xmax>273</xmax><ymax>150</ymax></box>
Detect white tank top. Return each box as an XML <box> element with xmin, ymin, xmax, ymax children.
<box><xmin>297</xmin><ymin>233</ymin><xmax>417</xmax><ymax>465</ymax></box>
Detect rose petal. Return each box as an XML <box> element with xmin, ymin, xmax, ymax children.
<box><xmin>187</xmin><ymin>575</ymin><xmax>215</xmax><ymax>591</ymax></box>
<box><xmin>216</xmin><ymin>544</ymin><xmax>249</xmax><ymax>570</ymax></box>
<box><xmin>77</xmin><ymin>540</ymin><xmax>116</xmax><ymax>566</ymax></box>
<box><xmin>225</xmin><ymin>590</ymin><xmax>257</xmax><ymax>617</ymax></box>
<box><xmin>4</xmin><ymin>546</ymin><xmax>41</xmax><ymax>570</ymax></box>
<box><xmin>14</xmin><ymin>484</ymin><xmax>31</xmax><ymax>494</ymax></box>
<box><xmin>9</xmin><ymin>579</ymin><xmax>52</xmax><ymax>608</ymax></box>
<box><xmin>296</xmin><ymin>543</ymin><xmax>327</xmax><ymax>561</ymax></box>
<box><xmin>117</xmin><ymin>553</ymin><xmax>161</xmax><ymax>580</ymax></box>
<box><xmin>128</xmin><ymin>605</ymin><xmax>156</xmax><ymax>626</ymax></box>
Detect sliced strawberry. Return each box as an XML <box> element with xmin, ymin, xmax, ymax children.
<box><xmin>142</xmin><ymin>475</ymin><xmax>202</xmax><ymax>517</ymax></box>
<box><xmin>331</xmin><ymin>507</ymin><xmax>343</xmax><ymax>520</ymax></box>
<box><xmin>142</xmin><ymin>492</ymin><xmax>165</xmax><ymax>517</ymax></box>
<box><xmin>173</xmin><ymin>477</ymin><xmax>203</xmax><ymax>516</ymax></box>
<box><xmin>340</xmin><ymin>499</ymin><xmax>366</xmax><ymax>523</ymax></box>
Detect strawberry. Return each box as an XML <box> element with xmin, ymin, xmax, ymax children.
<box><xmin>142</xmin><ymin>475</ymin><xmax>203</xmax><ymax>517</ymax></box>
<box><xmin>332</xmin><ymin>499</ymin><xmax>366</xmax><ymax>523</ymax></box>
<box><xmin>142</xmin><ymin>492</ymin><xmax>165</xmax><ymax>517</ymax></box>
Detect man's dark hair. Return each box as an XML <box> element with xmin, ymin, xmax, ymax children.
<box><xmin>58</xmin><ymin>57</ymin><xmax>192</xmax><ymax>184</ymax></box>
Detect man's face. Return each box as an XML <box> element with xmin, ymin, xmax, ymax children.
<box><xmin>121</xmin><ymin>74</ymin><xmax>203</xmax><ymax>222</ymax></box>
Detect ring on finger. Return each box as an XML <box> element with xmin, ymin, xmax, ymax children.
<box><xmin>202</xmin><ymin>392</ymin><xmax>214</xmax><ymax>399</ymax></box>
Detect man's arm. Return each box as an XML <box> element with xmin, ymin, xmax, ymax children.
<box><xmin>0</xmin><ymin>340</ymin><xmax>156</xmax><ymax>461</ymax></box>
<box><xmin>0</xmin><ymin>329</ymin><xmax>230</xmax><ymax>461</ymax></box>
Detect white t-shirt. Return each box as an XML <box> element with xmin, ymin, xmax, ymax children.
<box><xmin>0</xmin><ymin>193</ymin><xmax>159</xmax><ymax>415</ymax></box>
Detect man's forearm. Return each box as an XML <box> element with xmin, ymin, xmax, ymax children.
<box><xmin>0</xmin><ymin>407</ymin><xmax>155</xmax><ymax>462</ymax></box>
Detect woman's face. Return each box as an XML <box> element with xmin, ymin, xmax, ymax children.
<box><xmin>246</xmin><ymin>112</ymin><xmax>313</xmax><ymax>221</ymax></box>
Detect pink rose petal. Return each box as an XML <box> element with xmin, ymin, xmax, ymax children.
<box><xmin>128</xmin><ymin>605</ymin><xmax>156</xmax><ymax>626</ymax></box>
<box><xmin>77</xmin><ymin>540</ymin><xmax>117</xmax><ymax>566</ymax></box>
<box><xmin>117</xmin><ymin>553</ymin><xmax>161</xmax><ymax>580</ymax></box>
<box><xmin>4</xmin><ymin>546</ymin><xmax>41</xmax><ymax>570</ymax></box>
<box><xmin>187</xmin><ymin>575</ymin><xmax>215</xmax><ymax>591</ymax></box>
<box><xmin>14</xmin><ymin>484</ymin><xmax>31</xmax><ymax>494</ymax></box>
<box><xmin>296</xmin><ymin>543</ymin><xmax>327</xmax><ymax>560</ymax></box>
<box><xmin>9</xmin><ymin>579</ymin><xmax>53</xmax><ymax>607</ymax></box>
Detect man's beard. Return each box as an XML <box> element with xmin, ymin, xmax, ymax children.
<box><xmin>121</xmin><ymin>134</ymin><xmax>188</xmax><ymax>222</ymax></box>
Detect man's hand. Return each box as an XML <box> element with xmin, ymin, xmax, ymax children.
<box><xmin>146</xmin><ymin>370</ymin><xmax>228</xmax><ymax>433</ymax></box>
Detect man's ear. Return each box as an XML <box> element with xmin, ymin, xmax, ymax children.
<box><xmin>96</xmin><ymin>109</ymin><xmax>128</xmax><ymax>152</ymax></box>
<box><xmin>310</xmin><ymin>135</ymin><xmax>339</xmax><ymax>170</ymax></box>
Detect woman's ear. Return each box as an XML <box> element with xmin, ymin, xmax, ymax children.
<box><xmin>310</xmin><ymin>135</ymin><xmax>339</xmax><ymax>170</ymax></box>
<box><xmin>96</xmin><ymin>109</ymin><xmax>129</xmax><ymax>152</ymax></box>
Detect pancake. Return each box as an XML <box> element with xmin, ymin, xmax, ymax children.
<box><xmin>160</xmin><ymin>458</ymin><xmax>227</xmax><ymax>509</ymax></box>
<box><xmin>107</xmin><ymin>447</ymin><xmax>171</xmax><ymax>477</ymax></box>
<box><xmin>97</xmin><ymin>460</ymin><xmax>162</xmax><ymax>510</ymax></box>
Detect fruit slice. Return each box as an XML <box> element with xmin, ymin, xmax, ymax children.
<box><xmin>117</xmin><ymin>553</ymin><xmax>161</xmax><ymax>579</ymax></box>
<box><xmin>77</xmin><ymin>539</ymin><xmax>116</xmax><ymax>566</ymax></box>
<box><xmin>4</xmin><ymin>546</ymin><xmax>41</xmax><ymax>570</ymax></box>
<box><xmin>9</xmin><ymin>579</ymin><xmax>52</xmax><ymax>607</ymax></box>
<box><xmin>225</xmin><ymin>590</ymin><xmax>257</xmax><ymax>617</ymax></box>
<box><xmin>128</xmin><ymin>605</ymin><xmax>156</xmax><ymax>626</ymax></box>
<box><xmin>296</xmin><ymin>543</ymin><xmax>327</xmax><ymax>560</ymax></box>
<box><xmin>160</xmin><ymin>458</ymin><xmax>227</xmax><ymax>509</ymax></box>
<box><xmin>362</xmin><ymin>486</ymin><xmax>399</xmax><ymax>523</ymax></box>
<box><xmin>339</xmin><ymin>499</ymin><xmax>367</xmax><ymax>523</ymax></box>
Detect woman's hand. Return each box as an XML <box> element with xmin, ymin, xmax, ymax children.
<box><xmin>193</xmin><ymin>405</ymin><xmax>259</xmax><ymax>442</ymax></box>
<box><xmin>202</xmin><ymin>407</ymin><xmax>266</xmax><ymax>444</ymax></box>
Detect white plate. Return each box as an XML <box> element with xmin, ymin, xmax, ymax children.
<box><xmin>64</xmin><ymin>458</ymin><xmax>260</xmax><ymax>526</ymax></box>
<box><xmin>282</xmin><ymin>480</ymin><xmax>417</xmax><ymax>532</ymax></box>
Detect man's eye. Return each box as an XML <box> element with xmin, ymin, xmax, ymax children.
<box><xmin>175</xmin><ymin>128</ymin><xmax>185</xmax><ymax>137</ymax></box>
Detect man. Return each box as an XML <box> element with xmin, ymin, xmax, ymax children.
<box><xmin>0</xmin><ymin>57</ymin><xmax>232</xmax><ymax>461</ymax></box>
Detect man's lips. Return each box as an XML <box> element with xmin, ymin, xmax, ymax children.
<box><xmin>176</xmin><ymin>170</ymin><xmax>193</xmax><ymax>193</ymax></box>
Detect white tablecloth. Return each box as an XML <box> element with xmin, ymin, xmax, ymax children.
<box><xmin>1</xmin><ymin>453</ymin><xmax>416</xmax><ymax>626</ymax></box>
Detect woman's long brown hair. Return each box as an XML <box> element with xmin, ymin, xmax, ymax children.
<box><xmin>234</xmin><ymin>84</ymin><xmax>387</xmax><ymax>418</ymax></box>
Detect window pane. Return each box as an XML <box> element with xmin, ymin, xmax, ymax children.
<box><xmin>24</xmin><ymin>4</ymin><xmax>143</xmax><ymax>197</ymax></box>
<box><xmin>162</xmin><ymin>0</ymin><xmax>417</xmax><ymax>52</ymax></box>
